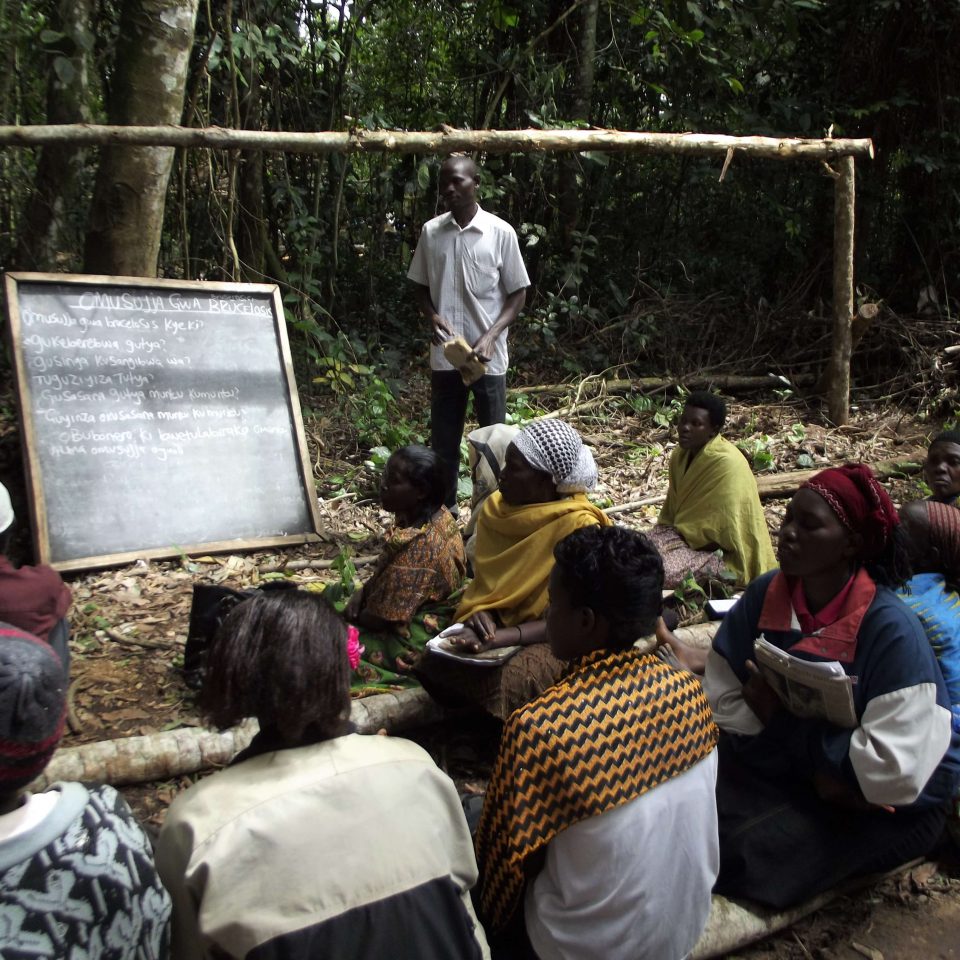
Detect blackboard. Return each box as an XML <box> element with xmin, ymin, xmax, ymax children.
<box><xmin>5</xmin><ymin>273</ymin><xmax>323</xmax><ymax>571</ymax></box>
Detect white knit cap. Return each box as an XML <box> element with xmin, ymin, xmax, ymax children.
<box><xmin>0</xmin><ymin>483</ymin><xmax>12</xmax><ymax>535</ymax></box>
<box><xmin>512</xmin><ymin>419</ymin><xmax>598</xmax><ymax>493</ymax></box>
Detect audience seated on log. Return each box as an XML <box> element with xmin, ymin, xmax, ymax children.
<box><xmin>474</xmin><ymin>526</ymin><xmax>719</xmax><ymax>960</ymax></box>
<box><xmin>648</xmin><ymin>391</ymin><xmax>776</xmax><ymax>591</ymax></box>
<box><xmin>923</xmin><ymin>429</ymin><xmax>960</xmax><ymax>506</ymax></box>
<box><xmin>326</xmin><ymin>445</ymin><xmax>467</xmax><ymax>697</ymax></box>
<box><xmin>156</xmin><ymin>591</ymin><xmax>489</xmax><ymax>960</ymax></box>
<box><xmin>703</xmin><ymin>464</ymin><xmax>960</xmax><ymax>909</ymax></box>
<box><xmin>0</xmin><ymin>482</ymin><xmax>71</xmax><ymax>678</ymax></box>
<box><xmin>416</xmin><ymin>418</ymin><xmax>612</xmax><ymax>721</ymax></box>
<box><xmin>0</xmin><ymin>623</ymin><xmax>171</xmax><ymax>959</ymax></box>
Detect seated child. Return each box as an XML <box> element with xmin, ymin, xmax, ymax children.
<box><xmin>156</xmin><ymin>592</ymin><xmax>488</xmax><ymax>959</ymax></box>
<box><xmin>337</xmin><ymin>445</ymin><xmax>467</xmax><ymax>695</ymax></box>
<box><xmin>0</xmin><ymin>482</ymin><xmax>71</xmax><ymax>677</ymax></box>
<box><xmin>923</xmin><ymin>429</ymin><xmax>960</xmax><ymax>506</ymax></box>
<box><xmin>0</xmin><ymin>623</ymin><xmax>170</xmax><ymax>958</ymax></box>
<box><xmin>475</xmin><ymin>526</ymin><xmax>719</xmax><ymax>960</ymax></box>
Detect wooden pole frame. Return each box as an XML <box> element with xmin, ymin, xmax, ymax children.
<box><xmin>1</xmin><ymin>124</ymin><xmax>872</xmax><ymax>422</ymax></box>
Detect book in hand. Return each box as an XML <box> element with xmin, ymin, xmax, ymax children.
<box><xmin>753</xmin><ymin>635</ymin><xmax>858</xmax><ymax>728</ymax></box>
<box><xmin>426</xmin><ymin>623</ymin><xmax>521</xmax><ymax>668</ymax></box>
<box><xmin>443</xmin><ymin>336</ymin><xmax>488</xmax><ymax>386</ymax></box>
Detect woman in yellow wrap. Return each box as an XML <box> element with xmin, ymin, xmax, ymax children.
<box><xmin>651</xmin><ymin>391</ymin><xmax>775</xmax><ymax>589</ymax></box>
<box><xmin>418</xmin><ymin>418</ymin><xmax>611</xmax><ymax>719</ymax></box>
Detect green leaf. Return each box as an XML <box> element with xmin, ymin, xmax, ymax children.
<box><xmin>417</xmin><ymin>162</ymin><xmax>430</xmax><ymax>191</ymax></box>
<box><xmin>52</xmin><ymin>57</ymin><xmax>75</xmax><ymax>84</ymax></box>
<box><xmin>40</xmin><ymin>29</ymin><xmax>64</xmax><ymax>44</ymax></box>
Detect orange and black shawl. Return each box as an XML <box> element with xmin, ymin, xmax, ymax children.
<box><xmin>474</xmin><ymin>647</ymin><xmax>718</xmax><ymax>931</ymax></box>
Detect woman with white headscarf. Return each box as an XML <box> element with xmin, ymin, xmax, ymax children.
<box><xmin>419</xmin><ymin>418</ymin><xmax>612</xmax><ymax>719</ymax></box>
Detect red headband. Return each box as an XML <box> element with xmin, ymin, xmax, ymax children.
<box><xmin>802</xmin><ymin>463</ymin><xmax>899</xmax><ymax>562</ymax></box>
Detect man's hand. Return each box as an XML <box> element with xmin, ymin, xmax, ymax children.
<box><xmin>472</xmin><ymin>331</ymin><xmax>497</xmax><ymax>363</ymax></box>
<box><xmin>431</xmin><ymin>314</ymin><xmax>454</xmax><ymax>345</ymax></box>
<box><xmin>742</xmin><ymin>659</ymin><xmax>782</xmax><ymax>726</ymax></box>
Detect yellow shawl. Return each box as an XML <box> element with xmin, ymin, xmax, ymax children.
<box><xmin>455</xmin><ymin>492</ymin><xmax>612</xmax><ymax>626</ymax></box>
<box><xmin>658</xmin><ymin>433</ymin><xmax>776</xmax><ymax>585</ymax></box>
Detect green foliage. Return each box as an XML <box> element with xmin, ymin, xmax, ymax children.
<box><xmin>736</xmin><ymin>435</ymin><xmax>776</xmax><ymax>472</ymax></box>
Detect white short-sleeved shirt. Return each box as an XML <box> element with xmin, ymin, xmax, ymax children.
<box><xmin>408</xmin><ymin>206</ymin><xmax>530</xmax><ymax>376</ymax></box>
<box><xmin>524</xmin><ymin>750</ymin><xmax>719</xmax><ymax>960</ymax></box>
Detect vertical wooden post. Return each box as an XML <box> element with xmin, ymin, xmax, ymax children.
<box><xmin>827</xmin><ymin>155</ymin><xmax>856</xmax><ymax>425</ymax></box>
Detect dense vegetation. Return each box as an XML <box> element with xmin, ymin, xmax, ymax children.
<box><xmin>2</xmin><ymin>1</ymin><xmax>958</xmax><ymax>416</ymax></box>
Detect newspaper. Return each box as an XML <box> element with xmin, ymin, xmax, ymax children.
<box><xmin>753</xmin><ymin>635</ymin><xmax>858</xmax><ymax>728</ymax></box>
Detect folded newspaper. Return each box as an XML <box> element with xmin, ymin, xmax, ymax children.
<box><xmin>754</xmin><ymin>635</ymin><xmax>858</xmax><ymax>728</ymax></box>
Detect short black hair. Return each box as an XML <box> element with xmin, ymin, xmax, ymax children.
<box><xmin>931</xmin><ymin>429</ymin><xmax>960</xmax><ymax>448</ymax></box>
<box><xmin>553</xmin><ymin>526</ymin><xmax>664</xmax><ymax>651</ymax></box>
<box><xmin>200</xmin><ymin>592</ymin><xmax>350</xmax><ymax>744</ymax></box>
<box><xmin>685</xmin><ymin>390</ymin><xmax>726</xmax><ymax>429</ymax></box>
<box><xmin>391</xmin><ymin>444</ymin><xmax>446</xmax><ymax>511</ymax></box>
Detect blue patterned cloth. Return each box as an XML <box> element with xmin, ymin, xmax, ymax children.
<box><xmin>900</xmin><ymin>572</ymin><xmax>960</xmax><ymax>734</ymax></box>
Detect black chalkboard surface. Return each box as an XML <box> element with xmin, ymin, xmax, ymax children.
<box><xmin>5</xmin><ymin>273</ymin><xmax>322</xmax><ymax>571</ymax></box>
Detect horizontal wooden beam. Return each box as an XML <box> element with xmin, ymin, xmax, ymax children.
<box><xmin>0</xmin><ymin>124</ymin><xmax>875</xmax><ymax>160</ymax></box>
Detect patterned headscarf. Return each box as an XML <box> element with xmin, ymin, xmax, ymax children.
<box><xmin>512</xmin><ymin>419</ymin><xmax>598</xmax><ymax>494</ymax></box>
<box><xmin>925</xmin><ymin>501</ymin><xmax>960</xmax><ymax>581</ymax></box>
<box><xmin>0</xmin><ymin>624</ymin><xmax>66</xmax><ymax>792</ymax></box>
<box><xmin>801</xmin><ymin>463</ymin><xmax>899</xmax><ymax>563</ymax></box>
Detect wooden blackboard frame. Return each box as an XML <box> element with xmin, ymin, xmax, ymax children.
<box><xmin>5</xmin><ymin>272</ymin><xmax>324</xmax><ymax>571</ymax></box>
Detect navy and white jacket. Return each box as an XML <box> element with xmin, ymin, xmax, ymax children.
<box><xmin>704</xmin><ymin>569</ymin><xmax>960</xmax><ymax>809</ymax></box>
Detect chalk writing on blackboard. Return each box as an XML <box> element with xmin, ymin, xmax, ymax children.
<box><xmin>6</xmin><ymin>273</ymin><xmax>322</xmax><ymax>571</ymax></box>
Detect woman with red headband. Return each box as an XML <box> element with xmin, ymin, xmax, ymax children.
<box><xmin>704</xmin><ymin>464</ymin><xmax>960</xmax><ymax>908</ymax></box>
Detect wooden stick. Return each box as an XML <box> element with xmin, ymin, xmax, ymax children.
<box><xmin>826</xmin><ymin>156</ymin><xmax>856</xmax><ymax>425</ymax></box>
<box><xmin>0</xmin><ymin>125</ymin><xmax>875</xmax><ymax>160</ymax></box>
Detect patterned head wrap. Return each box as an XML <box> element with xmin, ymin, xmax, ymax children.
<box><xmin>801</xmin><ymin>464</ymin><xmax>899</xmax><ymax>563</ymax></box>
<box><xmin>512</xmin><ymin>419</ymin><xmax>598</xmax><ymax>494</ymax></box>
<box><xmin>0</xmin><ymin>624</ymin><xmax>66</xmax><ymax>792</ymax></box>
<box><xmin>924</xmin><ymin>501</ymin><xmax>960</xmax><ymax>581</ymax></box>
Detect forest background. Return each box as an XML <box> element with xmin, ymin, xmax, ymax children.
<box><xmin>2</xmin><ymin>0</ymin><xmax>959</xmax><ymax>460</ymax></box>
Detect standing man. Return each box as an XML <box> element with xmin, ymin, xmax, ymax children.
<box><xmin>408</xmin><ymin>154</ymin><xmax>530</xmax><ymax>511</ymax></box>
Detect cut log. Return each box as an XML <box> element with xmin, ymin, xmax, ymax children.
<box><xmin>32</xmin><ymin>687</ymin><xmax>443</xmax><ymax>790</ymax></box>
<box><xmin>0</xmin><ymin>125</ymin><xmax>875</xmax><ymax>161</ymax></box>
<box><xmin>753</xmin><ymin>450</ymin><xmax>923</xmax><ymax>499</ymax></box>
<box><xmin>692</xmin><ymin>860</ymin><xmax>924</xmax><ymax>959</ymax></box>
<box><xmin>610</xmin><ymin>452</ymin><xmax>924</xmax><ymax>516</ymax></box>
<box><xmin>511</xmin><ymin>374</ymin><xmax>813</xmax><ymax>399</ymax></box>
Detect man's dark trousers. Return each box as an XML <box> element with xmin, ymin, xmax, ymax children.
<box><xmin>431</xmin><ymin>370</ymin><xmax>507</xmax><ymax>510</ymax></box>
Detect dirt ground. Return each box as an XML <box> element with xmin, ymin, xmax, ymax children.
<box><xmin>3</xmin><ymin>381</ymin><xmax>957</xmax><ymax>958</ymax></box>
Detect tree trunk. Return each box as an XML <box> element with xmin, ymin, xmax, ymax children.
<box><xmin>83</xmin><ymin>0</ymin><xmax>200</xmax><ymax>277</ymax></box>
<box><xmin>14</xmin><ymin>0</ymin><xmax>96</xmax><ymax>271</ymax></box>
<box><xmin>557</xmin><ymin>0</ymin><xmax>599</xmax><ymax>243</ymax></box>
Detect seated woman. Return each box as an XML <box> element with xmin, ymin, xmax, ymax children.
<box><xmin>475</xmin><ymin>526</ymin><xmax>719</xmax><ymax>960</ymax></box>
<box><xmin>898</xmin><ymin>499</ymin><xmax>960</xmax><ymax>734</ymax></box>
<box><xmin>923</xmin><ymin>429</ymin><xmax>960</xmax><ymax>506</ymax></box>
<box><xmin>703</xmin><ymin>464</ymin><xmax>960</xmax><ymax>909</ymax></box>
<box><xmin>419</xmin><ymin>418</ymin><xmax>612</xmax><ymax>720</ymax></box>
<box><xmin>650</xmin><ymin>391</ymin><xmax>776</xmax><ymax>590</ymax></box>
<box><xmin>156</xmin><ymin>592</ymin><xmax>489</xmax><ymax>960</ymax></box>
<box><xmin>338</xmin><ymin>444</ymin><xmax>467</xmax><ymax>696</ymax></box>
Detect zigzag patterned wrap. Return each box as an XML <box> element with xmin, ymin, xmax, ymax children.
<box><xmin>475</xmin><ymin>647</ymin><xmax>718</xmax><ymax>931</ymax></box>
